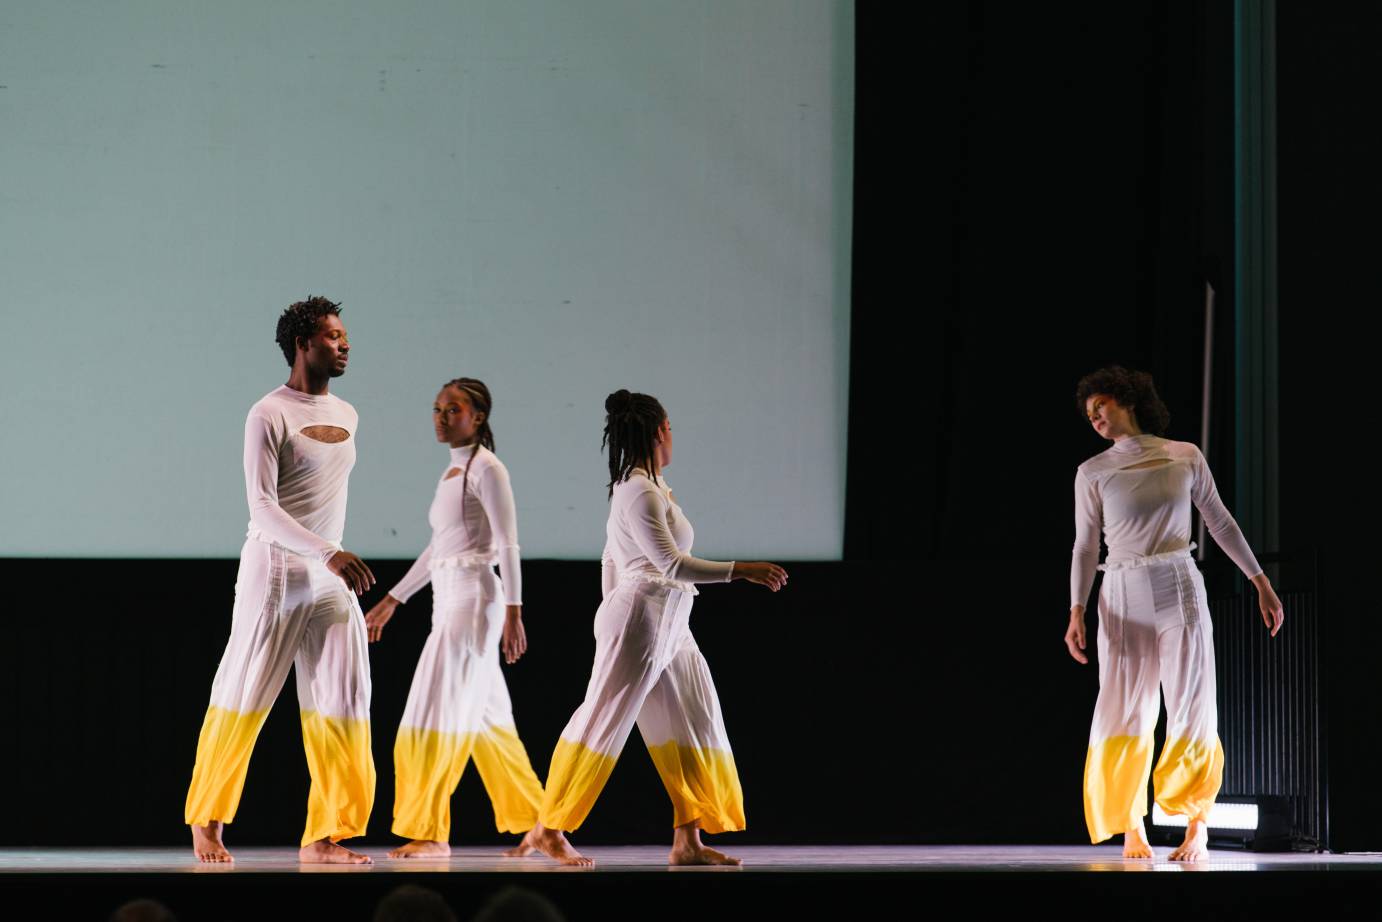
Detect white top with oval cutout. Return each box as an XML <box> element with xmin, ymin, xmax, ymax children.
<box><xmin>243</xmin><ymin>385</ymin><xmax>357</xmax><ymax>562</ymax></box>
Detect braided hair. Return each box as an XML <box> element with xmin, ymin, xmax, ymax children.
<box><xmin>602</xmin><ymin>389</ymin><xmax>667</xmax><ymax>498</ymax></box>
<box><xmin>441</xmin><ymin>377</ymin><xmax>496</xmax><ymax>520</ymax></box>
<box><xmin>1073</xmin><ymin>365</ymin><xmax>1171</xmax><ymax>436</ymax></box>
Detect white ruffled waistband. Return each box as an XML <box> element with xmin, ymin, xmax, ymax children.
<box><xmin>1097</xmin><ymin>543</ymin><xmax>1198</xmax><ymax>572</ymax></box>
<box><xmin>430</xmin><ymin>552</ymin><xmax>498</xmax><ymax>571</ymax></box>
<box><xmin>245</xmin><ymin>527</ymin><xmax>340</xmax><ymax>561</ymax></box>
<box><xmin>619</xmin><ymin>569</ymin><xmax>698</xmax><ymax>596</ymax></box>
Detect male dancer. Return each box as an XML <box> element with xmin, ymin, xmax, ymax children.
<box><xmin>185</xmin><ymin>296</ymin><xmax>378</xmax><ymax>863</ymax></box>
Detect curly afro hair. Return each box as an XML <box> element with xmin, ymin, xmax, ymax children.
<box><xmin>275</xmin><ymin>295</ymin><xmax>342</xmax><ymax>367</ymax></box>
<box><xmin>1073</xmin><ymin>365</ymin><xmax>1170</xmax><ymax>436</ymax></box>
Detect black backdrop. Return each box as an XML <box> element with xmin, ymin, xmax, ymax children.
<box><xmin>1275</xmin><ymin>2</ymin><xmax>1378</xmax><ymax>854</ymax></box>
<box><xmin>1</xmin><ymin>2</ymin><xmax>1373</xmax><ymax>849</ymax></box>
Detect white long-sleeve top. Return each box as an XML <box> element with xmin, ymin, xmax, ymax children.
<box><xmin>389</xmin><ymin>443</ymin><xmax>523</xmax><ymax>606</ymax></box>
<box><xmin>1070</xmin><ymin>433</ymin><xmax>1263</xmax><ymax>608</ymax></box>
<box><xmin>600</xmin><ymin>468</ymin><xmax>734</xmax><ymax>597</ymax></box>
<box><xmin>243</xmin><ymin>385</ymin><xmax>357</xmax><ymax>563</ymax></box>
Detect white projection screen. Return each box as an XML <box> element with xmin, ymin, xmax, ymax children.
<box><xmin>0</xmin><ymin>1</ymin><xmax>853</xmax><ymax>559</ymax></box>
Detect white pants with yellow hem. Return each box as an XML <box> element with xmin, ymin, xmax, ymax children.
<box><xmin>391</xmin><ymin>560</ymin><xmax>544</xmax><ymax>842</ymax></box>
<box><xmin>539</xmin><ymin>574</ymin><xmax>745</xmax><ymax>834</ymax></box>
<box><xmin>1084</xmin><ymin>546</ymin><xmax>1223</xmax><ymax>843</ymax></box>
<box><xmin>185</xmin><ymin>538</ymin><xmax>375</xmax><ymax>847</ymax></box>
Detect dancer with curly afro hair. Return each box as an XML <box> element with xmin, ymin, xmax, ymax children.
<box><xmin>1066</xmin><ymin>365</ymin><xmax>1284</xmax><ymax>861</ymax></box>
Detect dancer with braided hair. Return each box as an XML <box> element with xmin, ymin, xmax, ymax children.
<box><xmin>527</xmin><ymin>389</ymin><xmax>789</xmax><ymax>867</ymax></box>
<box><xmin>364</xmin><ymin>378</ymin><xmax>547</xmax><ymax>859</ymax></box>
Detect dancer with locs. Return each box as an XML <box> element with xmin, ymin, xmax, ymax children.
<box><xmin>1066</xmin><ymin>366</ymin><xmax>1284</xmax><ymax>861</ymax></box>
<box><xmin>364</xmin><ymin>378</ymin><xmax>548</xmax><ymax>859</ymax></box>
<box><xmin>527</xmin><ymin>390</ymin><xmax>788</xmax><ymax>867</ymax></box>
<box><xmin>185</xmin><ymin>296</ymin><xmax>378</xmax><ymax>864</ymax></box>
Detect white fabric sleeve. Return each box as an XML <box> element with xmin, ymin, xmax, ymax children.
<box><xmin>1070</xmin><ymin>468</ymin><xmax>1102</xmax><ymax>609</ymax></box>
<box><xmin>626</xmin><ymin>488</ymin><xmax>734</xmax><ymax>584</ymax></box>
<box><xmin>476</xmin><ymin>461</ymin><xmax>522</xmax><ymax>606</ymax></box>
<box><xmin>1191</xmin><ymin>448</ymin><xmax>1264</xmax><ymax>580</ymax></box>
<box><xmin>244</xmin><ymin>410</ymin><xmax>338</xmax><ymax>563</ymax></box>
<box><xmin>601</xmin><ymin>538</ymin><xmax>618</xmax><ymax>600</ymax></box>
<box><xmin>389</xmin><ymin>540</ymin><xmax>434</xmax><ymax>604</ymax></box>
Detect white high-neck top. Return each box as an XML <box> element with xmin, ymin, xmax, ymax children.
<box><xmin>599</xmin><ymin>468</ymin><xmax>734</xmax><ymax>596</ymax></box>
<box><xmin>1070</xmin><ymin>434</ymin><xmax>1263</xmax><ymax>608</ymax></box>
<box><xmin>389</xmin><ymin>443</ymin><xmax>523</xmax><ymax>606</ymax></box>
<box><xmin>243</xmin><ymin>385</ymin><xmax>357</xmax><ymax>563</ymax></box>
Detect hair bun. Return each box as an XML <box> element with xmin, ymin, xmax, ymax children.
<box><xmin>605</xmin><ymin>389</ymin><xmax>633</xmax><ymax>415</ymax></box>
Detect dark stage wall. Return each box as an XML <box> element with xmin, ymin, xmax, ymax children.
<box><xmin>2</xmin><ymin>1</ymin><xmax>1371</xmax><ymax>849</ymax></box>
<box><xmin>848</xmin><ymin>1</ymin><xmax>1245</xmax><ymax>563</ymax></box>
<box><xmin>1</xmin><ymin>556</ymin><xmax>1104</xmax><ymax>847</ymax></box>
<box><xmin>1277</xmin><ymin>3</ymin><xmax>1379</xmax><ymax>853</ymax></box>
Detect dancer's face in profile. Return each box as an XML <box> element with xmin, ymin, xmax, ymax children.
<box><xmin>1085</xmin><ymin>394</ymin><xmax>1138</xmax><ymax>441</ymax></box>
<box><xmin>298</xmin><ymin>314</ymin><xmax>350</xmax><ymax>378</ymax></box>
<box><xmin>434</xmin><ymin>385</ymin><xmax>484</xmax><ymax>446</ymax></box>
<box><xmin>654</xmin><ymin>416</ymin><xmax>673</xmax><ymax>468</ymax></box>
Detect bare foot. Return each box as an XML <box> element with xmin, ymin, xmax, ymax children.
<box><xmin>191</xmin><ymin>821</ymin><xmax>233</xmax><ymax>863</ymax></box>
<box><xmin>1122</xmin><ymin>819</ymin><xmax>1156</xmax><ymax>859</ymax></box>
<box><xmin>299</xmin><ymin>839</ymin><xmax>372</xmax><ymax>864</ymax></box>
<box><xmin>1168</xmin><ymin>818</ymin><xmax>1209</xmax><ymax>862</ymax></box>
<box><xmin>388</xmin><ymin>839</ymin><xmax>451</xmax><ymax>859</ymax></box>
<box><xmin>529</xmin><ymin>822</ymin><xmax>594</xmax><ymax>867</ymax></box>
<box><xmin>669</xmin><ymin>843</ymin><xmax>742</xmax><ymax>866</ymax></box>
<box><xmin>670</xmin><ymin>820</ymin><xmax>742</xmax><ymax>866</ymax></box>
<box><xmin>502</xmin><ymin>828</ymin><xmax>541</xmax><ymax>857</ymax></box>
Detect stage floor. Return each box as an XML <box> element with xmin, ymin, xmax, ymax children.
<box><xmin>2</xmin><ymin>844</ymin><xmax>1379</xmax><ymax>874</ymax></box>
<box><xmin>11</xmin><ymin>845</ymin><xmax>1382</xmax><ymax>920</ymax></box>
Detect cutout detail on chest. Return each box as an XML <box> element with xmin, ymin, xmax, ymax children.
<box><xmin>444</xmin><ymin>467</ymin><xmax>464</xmax><ymax>481</ymax></box>
<box><xmin>1119</xmin><ymin>458</ymin><xmax>1173</xmax><ymax>471</ymax></box>
<box><xmin>301</xmin><ymin>426</ymin><xmax>350</xmax><ymax>444</ymax></box>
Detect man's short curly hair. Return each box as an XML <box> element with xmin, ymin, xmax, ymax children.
<box><xmin>1074</xmin><ymin>365</ymin><xmax>1170</xmax><ymax>436</ymax></box>
<box><xmin>275</xmin><ymin>295</ymin><xmax>342</xmax><ymax>367</ymax></box>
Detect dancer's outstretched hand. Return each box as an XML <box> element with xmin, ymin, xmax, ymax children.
<box><xmin>364</xmin><ymin>594</ymin><xmax>400</xmax><ymax>643</ymax></box>
<box><xmin>733</xmin><ymin>562</ymin><xmax>788</xmax><ymax>591</ymax></box>
<box><xmin>502</xmin><ymin>606</ymin><xmax>527</xmax><ymax>664</ymax></box>
<box><xmin>1255</xmin><ymin>578</ymin><xmax>1285</xmax><ymax>637</ymax></box>
<box><xmin>328</xmin><ymin>550</ymin><xmax>376</xmax><ymax>595</ymax></box>
<box><xmin>1065</xmin><ymin>607</ymin><xmax>1088</xmax><ymax>664</ymax></box>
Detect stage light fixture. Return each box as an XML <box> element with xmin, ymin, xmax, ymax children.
<box><xmin>1150</xmin><ymin>795</ymin><xmax>1293</xmax><ymax>850</ymax></box>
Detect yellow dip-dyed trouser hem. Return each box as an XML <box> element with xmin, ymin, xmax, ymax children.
<box><xmin>1084</xmin><ymin>735</ymin><xmax>1154</xmax><ymax>844</ymax></box>
<box><xmin>1154</xmin><ymin>736</ymin><xmax>1225</xmax><ymax>820</ymax></box>
<box><xmin>185</xmin><ymin>705</ymin><xmax>270</xmax><ymax>826</ymax></box>
<box><xmin>539</xmin><ymin>739</ymin><xmax>619</xmax><ymax>832</ymax></box>
<box><xmin>539</xmin><ymin>578</ymin><xmax>745</xmax><ymax>833</ymax></box>
<box><xmin>392</xmin><ymin>725</ymin><xmax>544</xmax><ymax>841</ymax></box>
<box><xmin>184</xmin><ymin>539</ymin><xmax>375</xmax><ymax>844</ymax></box>
<box><xmin>300</xmin><ymin>711</ymin><xmax>375</xmax><ymax>846</ymax></box>
<box><xmin>389</xmin><ymin>565</ymin><xmax>543</xmax><ymax>843</ymax></box>
<box><xmin>1084</xmin><ymin>550</ymin><xmax>1222</xmax><ymax>843</ymax></box>
<box><xmin>645</xmin><ymin>740</ymin><xmax>746</xmax><ymax>833</ymax></box>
